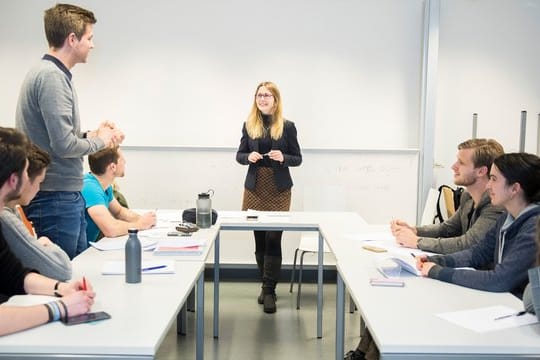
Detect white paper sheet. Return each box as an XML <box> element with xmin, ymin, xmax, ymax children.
<box><xmin>437</xmin><ymin>305</ymin><xmax>538</xmax><ymax>332</ymax></box>
<box><xmin>102</xmin><ymin>260</ymin><xmax>175</xmax><ymax>275</ymax></box>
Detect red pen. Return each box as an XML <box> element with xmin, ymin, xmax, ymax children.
<box><xmin>82</xmin><ymin>276</ymin><xmax>87</xmax><ymax>291</ymax></box>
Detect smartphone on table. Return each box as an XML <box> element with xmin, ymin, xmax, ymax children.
<box><xmin>62</xmin><ymin>311</ymin><xmax>111</xmax><ymax>326</ymax></box>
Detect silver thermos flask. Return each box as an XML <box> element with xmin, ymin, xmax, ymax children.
<box><xmin>196</xmin><ymin>191</ymin><xmax>212</xmax><ymax>228</ymax></box>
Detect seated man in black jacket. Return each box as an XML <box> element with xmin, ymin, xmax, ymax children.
<box><xmin>0</xmin><ymin>127</ymin><xmax>95</xmax><ymax>336</ymax></box>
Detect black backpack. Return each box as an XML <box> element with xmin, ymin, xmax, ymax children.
<box><xmin>434</xmin><ymin>185</ymin><xmax>464</xmax><ymax>223</ymax></box>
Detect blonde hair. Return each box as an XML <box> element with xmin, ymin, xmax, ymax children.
<box><xmin>458</xmin><ymin>138</ymin><xmax>504</xmax><ymax>171</ymax></box>
<box><xmin>245</xmin><ymin>82</ymin><xmax>284</xmax><ymax>140</ymax></box>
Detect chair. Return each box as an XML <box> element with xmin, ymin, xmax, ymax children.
<box><xmin>420</xmin><ymin>188</ymin><xmax>439</xmax><ymax>225</ymax></box>
<box><xmin>289</xmin><ymin>185</ymin><xmax>345</xmax><ymax>309</ymax></box>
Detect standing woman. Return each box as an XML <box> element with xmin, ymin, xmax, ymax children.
<box><xmin>236</xmin><ymin>82</ymin><xmax>302</xmax><ymax>314</ymax></box>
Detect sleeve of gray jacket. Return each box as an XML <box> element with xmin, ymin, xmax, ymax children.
<box><xmin>417</xmin><ymin>201</ymin><xmax>502</xmax><ymax>254</ymax></box>
<box><xmin>0</xmin><ymin>211</ymin><xmax>72</xmax><ymax>281</ymax></box>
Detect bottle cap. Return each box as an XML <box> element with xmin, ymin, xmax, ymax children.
<box><xmin>128</xmin><ymin>228</ymin><xmax>138</xmax><ymax>234</ymax></box>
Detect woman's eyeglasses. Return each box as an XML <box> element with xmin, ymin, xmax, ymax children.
<box><xmin>256</xmin><ymin>93</ymin><xmax>273</xmax><ymax>99</ymax></box>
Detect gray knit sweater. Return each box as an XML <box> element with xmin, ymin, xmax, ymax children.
<box><xmin>417</xmin><ymin>191</ymin><xmax>504</xmax><ymax>254</ymax></box>
<box><xmin>0</xmin><ymin>207</ymin><xmax>72</xmax><ymax>281</ymax></box>
<box><xmin>15</xmin><ymin>55</ymin><xmax>104</xmax><ymax>191</ymax></box>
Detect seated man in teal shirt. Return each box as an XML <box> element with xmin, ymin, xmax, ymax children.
<box><xmin>81</xmin><ymin>147</ymin><xmax>156</xmax><ymax>243</ymax></box>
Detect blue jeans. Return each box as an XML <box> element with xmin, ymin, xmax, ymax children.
<box><xmin>25</xmin><ymin>191</ymin><xmax>87</xmax><ymax>259</ymax></box>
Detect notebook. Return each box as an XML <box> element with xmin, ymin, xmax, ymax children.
<box><xmin>377</xmin><ymin>253</ymin><xmax>420</xmax><ymax>277</ymax></box>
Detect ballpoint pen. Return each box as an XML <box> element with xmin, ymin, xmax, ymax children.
<box><xmin>410</xmin><ymin>253</ymin><xmax>416</xmax><ymax>259</ymax></box>
<box><xmin>142</xmin><ymin>265</ymin><xmax>167</xmax><ymax>272</ymax></box>
<box><xmin>82</xmin><ymin>276</ymin><xmax>87</xmax><ymax>291</ymax></box>
<box><xmin>494</xmin><ymin>310</ymin><xmax>527</xmax><ymax>321</ymax></box>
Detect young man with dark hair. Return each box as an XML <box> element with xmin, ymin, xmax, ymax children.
<box><xmin>0</xmin><ymin>127</ymin><xmax>95</xmax><ymax>336</ymax></box>
<box><xmin>15</xmin><ymin>3</ymin><xmax>124</xmax><ymax>258</ymax></box>
<box><xmin>1</xmin><ymin>143</ymin><xmax>72</xmax><ymax>281</ymax></box>
<box><xmin>82</xmin><ymin>147</ymin><xmax>156</xmax><ymax>243</ymax></box>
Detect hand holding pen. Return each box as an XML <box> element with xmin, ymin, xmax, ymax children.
<box><xmin>248</xmin><ymin>151</ymin><xmax>263</xmax><ymax>163</ymax></box>
<box><xmin>265</xmin><ymin>150</ymin><xmax>284</xmax><ymax>163</ymax></box>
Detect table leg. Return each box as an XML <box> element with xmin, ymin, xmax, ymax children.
<box><xmin>213</xmin><ymin>232</ymin><xmax>220</xmax><ymax>338</ymax></box>
<box><xmin>177</xmin><ymin>303</ymin><xmax>187</xmax><ymax>335</ymax></box>
<box><xmin>317</xmin><ymin>231</ymin><xmax>324</xmax><ymax>338</ymax></box>
<box><xmin>335</xmin><ymin>273</ymin><xmax>345</xmax><ymax>360</ymax></box>
<box><xmin>196</xmin><ymin>271</ymin><xmax>205</xmax><ymax>360</ymax></box>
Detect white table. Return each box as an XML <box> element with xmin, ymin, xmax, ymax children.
<box><xmin>328</xmin><ymin>222</ymin><xmax>540</xmax><ymax>359</ymax></box>
<box><xmin>0</xmin><ymin>250</ymin><xmax>205</xmax><ymax>360</ymax></box>
<box><xmin>216</xmin><ymin>211</ymin><xmax>329</xmax><ymax>338</ymax></box>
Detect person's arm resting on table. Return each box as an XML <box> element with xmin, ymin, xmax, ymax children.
<box><xmin>88</xmin><ymin>199</ymin><xmax>156</xmax><ymax>238</ymax></box>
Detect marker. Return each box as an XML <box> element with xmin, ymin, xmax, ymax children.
<box><xmin>82</xmin><ymin>277</ymin><xmax>87</xmax><ymax>291</ymax></box>
<box><xmin>142</xmin><ymin>265</ymin><xmax>167</xmax><ymax>272</ymax></box>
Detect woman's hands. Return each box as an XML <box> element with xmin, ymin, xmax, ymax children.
<box><xmin>248</xmin><ymin>150</ymin><xmax>284</xmax><ymax>163</ymax></box>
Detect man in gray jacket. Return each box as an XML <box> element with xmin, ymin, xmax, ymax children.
<box><xmin>391</xmin><ymin>138</ymin><xmax>504</xmax><ymax>254</ymax></box>
<box><xmin>15</xmin><ymin>4</ymin><xmax>123</xmax><ymax>258</ymax></box>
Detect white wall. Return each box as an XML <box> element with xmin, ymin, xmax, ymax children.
<box><xmin>0</xmin><ymin>0</ymin><xmax>424</xmax><ymax>149</ymax></box>
<box><xmin>1</xmin><ymin>0</ymin><xmax>538</xmax><ymax>264</ymax></box>
<box><xmin>433</xmin><ymin>0</ymin><xmax>540</xmax><ymax>186</ymax></box>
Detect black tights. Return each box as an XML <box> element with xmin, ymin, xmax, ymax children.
<box><xmin>254</xmin><ymin>230</ymin><xmax>283</xmax><ymax>257</ymax></box>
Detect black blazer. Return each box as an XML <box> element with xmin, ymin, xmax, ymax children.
<box><xmin>236</xmin><ymin>120</ymin><xmax>302</xmax><ymax>191</ymax></box>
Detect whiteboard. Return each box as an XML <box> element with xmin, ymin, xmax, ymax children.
<box><xmin>0</xmin><ymin>0</ymin><xmax>424</xmax><ymax>149</ymax></box>
<box><xmin>114</xmin><ymin>147</ymin><xmax>419</xmax><ymax>225</ymax></box>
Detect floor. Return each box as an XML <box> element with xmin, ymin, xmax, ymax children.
<box><xmin>155</xmin><ymin>281</ymin><xmax>362</xmax><ymax>360</ymax></box>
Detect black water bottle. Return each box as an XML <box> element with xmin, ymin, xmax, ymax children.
<box><xmin>125</xmin><ymin>228</ymin><xmax>141</xmax><ymax>283</ymax></box>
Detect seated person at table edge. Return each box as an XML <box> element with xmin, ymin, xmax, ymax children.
<box><xmin>82</xmin><ymin>146</ymin><xmax>156</xmax><ymax>243</ymax></box>
<box><xmin>522</xmin><ymin>219</ymin><xmax>540</xmax><ymax>316</ymax></box>
<box><xmin>346</xmin><ymin>153</ymin><xmax>540</xmax><ymax>360</ymax></box>
<box><xmin>418</xmin><ymin>152</ymin><xmax>540</xmax><ymax>297</ymax></box>
<box><xmin>392</xmin><ymin>138</ymin><xmax>504</xmax><ymax>254</ymax></box>
<box><xmin>0</xmin><ymin>143</ymin><xmax>71</xmax><ymax>281</ymax></box>
<box><xmin>0</xmin><ymin>127</ymin><xmax>94</xmax><ymax>336</ymax></box>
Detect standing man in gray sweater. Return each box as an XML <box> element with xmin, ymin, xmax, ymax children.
<box><xmin>391</xmin><ymin>138</ymin><xmax>505</xmax><ymax>254</ymax></box>
<box><xmin>15</xmin><ymin>4</ymin><xmax>123</xmax><ymax>258</ymax></box>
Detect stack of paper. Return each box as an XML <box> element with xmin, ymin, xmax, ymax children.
<box><xmin>89</xmin><ymin>237</ymin><xmax>157</xmax><ymax>251</ymax></box>
<box><xmin>102</xmin><ymin>260</ymin><xmax>175</xmax><ymax>275</ymax></box>
<box><xmin>153</xmin><ymin>238</ymin><xmax>206</xmax><ymax>256</ymax></box>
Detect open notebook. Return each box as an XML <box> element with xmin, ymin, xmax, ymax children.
<box><xmin>377</xmin><ymin>253</ymin><xmax>420</xmax><ymax>277</ymax></box>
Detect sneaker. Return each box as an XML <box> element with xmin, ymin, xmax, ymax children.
<box><xmin>344</xmin><ymin>349</ymin><xmax>365</xmax><ymax>360</ymax></box>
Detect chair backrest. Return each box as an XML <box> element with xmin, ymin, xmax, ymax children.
<box><xmin>302</xmin><ymin>185</ymin><xmax>346</xmax><ymax>211</ymax></box>
<box><xmin>420</xmin><ymin>188</ymin><xmax>439</xmax><ymax>225</ymax></box>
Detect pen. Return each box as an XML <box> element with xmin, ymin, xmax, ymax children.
<box><xmin>82</xmin><ymin>276</ymin><xmax>87</xmax><ymax>291</ymax></box>
<box><xmin>410</xmin><ymin>253</ymin><xmax>416</xmax><ymax>259</ymax></box>
<box><xmin>494</xmin><ymin>310</ymin><xmax>527</xmax><ymax>321</ymax></box>
<box><xmin>142</xmin><ymin>265</ymin><xmax>167</xmax><ymax>272</ymax></box>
